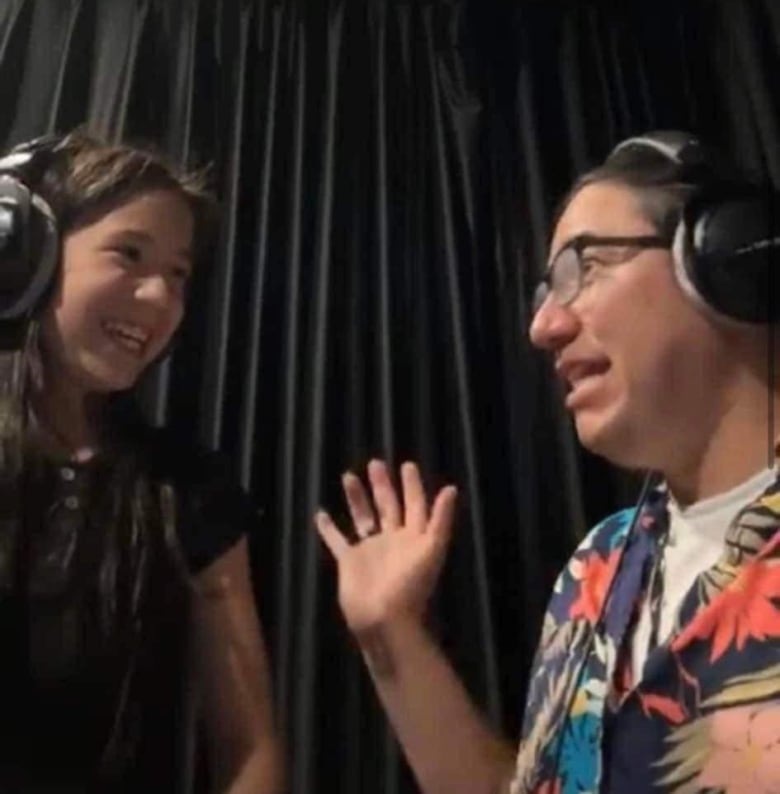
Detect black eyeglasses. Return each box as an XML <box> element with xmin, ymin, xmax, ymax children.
<box><xmin>532</xmin><ymin>234</ymin><xmax>670</xmax><ymax>313</ymax></box>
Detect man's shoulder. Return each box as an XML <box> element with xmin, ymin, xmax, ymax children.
<box><xmin>540</xmin><ymin>505</ymin><xmax>641</xmax><ymax>629</ymax></box>
<box><xmin>574</xmin><ymin>505</ymin><xmax>639</xmax><ymax>557</ymax></box>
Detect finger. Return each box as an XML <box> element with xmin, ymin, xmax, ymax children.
<box><xmin>314</xmin><ymin>510</ymin><xmax>351</xmax><ymax>560</ymax></box>
<box><xmin>342</xmin><ymin>471</ymin><xmax>377</xmax><ymax>539</ymax></box>
<box><xmin>400</xmin><ymin>461</ymin><xmax>427</xmax><ymax>531</ymax></box>
<box><xmin>367</xmin><ymin>459</ymin><xmax>402</xmax><ymax>531</ymax></box>
<box><xmin>428</xmin><ymin>485</ymin><xmax>458</xmax><ymax>550</ymax></box>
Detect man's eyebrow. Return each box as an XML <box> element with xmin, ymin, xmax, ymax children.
<box><xmin>548</xmin><ymin>233</ymin><xmax>588</xmax><ymax>265</ymax></box>
<box><xmin>549</xmin><ymin>233</ymin><xmax>654</xmax><ymax>264</ymax></box>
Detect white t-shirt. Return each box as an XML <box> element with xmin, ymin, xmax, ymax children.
<box><xmin>631</xmin><ymin>466</ymin><xmax>777</xmax><ymax>682</ymax></box>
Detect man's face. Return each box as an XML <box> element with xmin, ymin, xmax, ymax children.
<box><xmin>529</xmin><ymin>180</ymin><xmax>740</xmax><ymax>472</ymax></box>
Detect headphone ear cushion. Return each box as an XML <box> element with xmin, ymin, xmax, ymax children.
<box><xmin>0</xmin><ymin>175</ymin><xmax>60</xmax><ymax>322</ymax></box>
<box><xmin>674</xmin><ymin>193</ymin><xmax>780</xmax><ymax>324</ymax></box>
<box><xmin>671</xmin><ymin>218</ymin><xmax>704</xmax><ymax>312</ymax></box>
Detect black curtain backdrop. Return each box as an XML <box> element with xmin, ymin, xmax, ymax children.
<box><xmin>1</xmin><ymin>1</ymin><xmax>779</xmax><ymax>792</ymax></box>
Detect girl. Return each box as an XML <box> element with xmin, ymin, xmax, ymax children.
<box><xmin>0</xmin><ymin>130</ymin><xmax>282</xmax><ymax>793</ymax></box>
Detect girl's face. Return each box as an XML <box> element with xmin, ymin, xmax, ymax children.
<box><xmin>40</xmin><ymin>189</ymin><xmax>194</xmax><ymax>396</ymax></box>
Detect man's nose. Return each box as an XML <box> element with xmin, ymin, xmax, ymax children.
<box><xmin>528</xmin><ymin>294</ymin><xmax>581</xmax><ymax>351</ymax></box>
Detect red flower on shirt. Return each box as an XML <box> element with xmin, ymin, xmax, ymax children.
<box><xmin>670</xmin><ymin>560</ymin><xmax>780</xmax><ymax>661</ymax></box>
<box><xmin>568</xmin><ymin>549</ymin><xmax>622</xmax><ymax>623</ymax></box>
<box><xmin>535</xmin><ymin>777</ymin><xmax>562</xmax><ymax>794</ymax></box>
<box><xmin>636</xmin><ymin>690</ymin><xmax>686</xmax><ymax>724</ymax></box>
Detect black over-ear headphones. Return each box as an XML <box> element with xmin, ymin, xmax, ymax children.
<box><xmin>0</xmin><ymin>134</ymin><xmax>63</xmax><ymax>324</ymax></box>
<box><xmin>607</xmin><ymin>130</ymin><xmax>780</xmax><ymax>324</ymax></box>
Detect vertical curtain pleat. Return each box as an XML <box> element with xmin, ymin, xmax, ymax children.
<box><xmin>0</xmin><ymin>0</ymin><xmax>25</xmax><ymax>60</ymax></box>
<box><xmin>3</xmin><ymin>0</ymin><xmax>81</xmax><ymax>141</ymax></box>
<box><xmin>423</xmin><ymin>5</ymin><xmax>501</xmax><ymax>723</ymax></box>
<box><xmin>88</xmin><ymin>0</ymin><xmax>149</xmax><ymax>137</ymax></box>
<box><xmin>276</xmin><ymin>1</ymin><xmax>306</xmax><ymax>749</ymax></box>
<box><xmin>237</xmin><ymin>5</ymin><xmax>284</xmax><ymax>489</ymax></box>
<box><xmin>144</xmin><ymin>0</ymin><xmax>200</xmax><ymax>425</ymax></box>
<box><xmin>372</xmin><ymin>9</ymin><xmax>402</xmax><ymax>787</ymax></box>
<box><xmin>198</xmin><ymin>3</ymin><xmax>251</xmax><ymax>448</ymax></box>
<box><xmin>374</xmin><ymin>1</ymin><xmax>395</xmax><ymax>467</ymax></box>
<box><xmin>291</xmin><ymin>4</ymin><xmax>342</xmax><ymax>793</ymax></box>
<box><xmin>721</xmin><ymin>2</ymin><xmax>780</xmax><ymax>182</ymax></box>
<box><xmin>23</xmin><ymin>1</ymin><xmax>81</xmax><ymax>136</ymax></box>
<box><xmin>560</xmin><ymin>11</ymin><xmax>590</xmax><ymax>175</ymax></box>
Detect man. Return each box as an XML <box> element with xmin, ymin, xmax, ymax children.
<box><xmin>316</xmin><ymin>131</ymin><xmax>780</xmax><ymax>793</ymax></box>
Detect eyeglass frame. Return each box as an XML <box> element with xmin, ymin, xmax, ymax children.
<box><xmin>532</xmin><ymin>234</ymin><xmax>671</xmax><ymax>314</ymax></box>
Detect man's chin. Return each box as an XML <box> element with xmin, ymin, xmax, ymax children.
<box><xmin>573</xmin><ymin>411</ymin><xmax>639</xmax><ymax>468</ymax></box>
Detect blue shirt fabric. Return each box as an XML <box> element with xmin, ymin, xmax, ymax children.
<box><xmin>510</xmin><ymin>473</ymin><xmax>780</xmax><ymax>794</ymax></box>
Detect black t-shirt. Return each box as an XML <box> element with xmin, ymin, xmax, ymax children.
<box><xmin>0</xmin><ymin>424</ymin><xmax>259</xmax><ymax>792</ymax></box>
<box><xmin>142</xmin><ymin>426</ymin><xmax>256</xmax><ymax>572</ymax></box>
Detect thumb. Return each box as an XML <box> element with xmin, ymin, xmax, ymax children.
<box><xmin>314</xmin><ymin>510</ymin><xmax>350</xmax><ymax>561</ymax></box>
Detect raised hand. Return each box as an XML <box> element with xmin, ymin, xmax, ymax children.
<box><xmin>315</xmin><ymin>459</ymin><xmax>458</xmax><ymax>636</ymax></box>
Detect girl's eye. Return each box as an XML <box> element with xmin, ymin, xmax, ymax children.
<box><xmin>171</xmin><ymin>266</ymin><xmax>191</xmax><ymax>286</ymax></box>
<box><xmin>113</xmin><ymin>244</ymin><xmax>142</xmax><ymax>263</ymax></box>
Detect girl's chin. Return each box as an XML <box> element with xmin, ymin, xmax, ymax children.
<box><xmin>69</xmin><ymin>363</ymin><xmax>143</xmax><ymax>397</ymax></box>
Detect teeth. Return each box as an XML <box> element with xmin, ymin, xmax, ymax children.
<box><xmin>568</xmin><ymin>364</ymin><xmax>591</xmax><ymax>383</ymax></box>
<box><xmin>570</xmin><ymin>375</ymin><xmax>597</xmax><ymax>392</ymax></box>
<box><xmin>567</xmin><ymin>362</ymin><xmax>609</xmax><ymax>386</ymax></box>
<box><xmin>102</xmin><ymin>320</ymin><xmax>150</xmax><ymax>355</ymax></box>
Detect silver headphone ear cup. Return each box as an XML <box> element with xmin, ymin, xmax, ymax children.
<box><xmin>671</xmin><ymin>202</ymin><xmax>778</xmax><ymax>326</ymax></box>
<box><xmin>0</xmin><ymin>178</ymin><xmax>60</xmax><ymax>321</ymax></box>
<box><xmin>671</xmin><ymin>216</ymin><xmax>727</xmax><ymax>322</ymax></box>
<box><xmin>26</xmin><ymin>193</ymin><xmax>59</xmax><ymax>307</ymax></box>
<box><xmin>671</xmin><ymin>220</ymin><xmax>701</xmax><ymax>308</ymax></box>
<box><xmin>0</xmin><ymin>151</ymin><xmax>36</xmax><ymax>173</ymax></box>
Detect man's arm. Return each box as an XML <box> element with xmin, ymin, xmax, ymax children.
<box><xmin>316</xmin><ymin>460</ymin><xmax>516</xmax><ymax>794</ymax></box>
<box><xmin>359</xmin><ymin>617</ymin><xmax>515</xmax><ymax>794</ymax></box>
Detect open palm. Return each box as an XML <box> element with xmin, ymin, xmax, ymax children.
<box><xmin>315</xmin><ymin>460</ymin><xmax>458</xmax><ymax>635</ymax></box>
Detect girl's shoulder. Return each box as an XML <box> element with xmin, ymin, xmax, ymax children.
<box><xmin>129</xmin><ymin>425</ymin><xmax>259</xmax><ymax>573</ymax></box>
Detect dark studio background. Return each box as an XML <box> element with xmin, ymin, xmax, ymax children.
<box><xmin>1</xmin><ymin>0</ymin><xmax>779</xmax><ymax>791</ymax></box>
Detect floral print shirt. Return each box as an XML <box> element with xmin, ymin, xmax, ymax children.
<box><xmin>510</xmin><ymin>472</ymin><xmax>780</xmax><ymax>794</ymax></box>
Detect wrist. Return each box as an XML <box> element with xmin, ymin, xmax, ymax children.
<box><xmin>353</xmin><ymin>610</ymin><xmax>426</xmax><ymax>647</ymax></box>
<box><xmin>354</xmin><ymin>614</ymin><xmax>433</xmax><ymax>680</ymax></box>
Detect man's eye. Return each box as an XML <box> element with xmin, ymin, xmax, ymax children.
<box><xmin>580</xmin><ymin>256</ymin><xmax>604</xmax><ymax>281</ymax></box>
<box><xmin>583</xmin><ymin>246</ymin><xmax>633</xmax><ymax>265</ymax></box>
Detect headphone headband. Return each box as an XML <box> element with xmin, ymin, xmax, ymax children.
<box><xmin>607</xmin><ymin>130</ymin><xmax>707</xmax><ymax>168</ymax></box>
<box><xmin>0</xmin><ymin>133</ymin><xmax>66</xmax><ymax>186</ymax></box>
